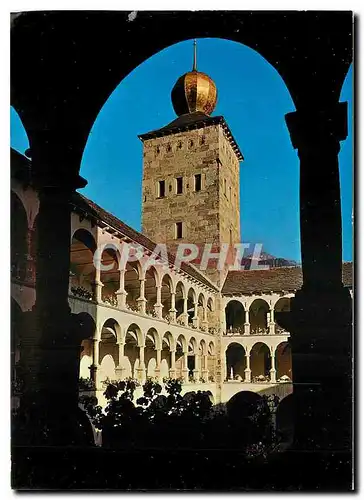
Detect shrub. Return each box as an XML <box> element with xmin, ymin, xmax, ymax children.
<box><xmin>79</xmin><ymin>377</ymin><xmax>96</xmax><ymax>391</ymax></box>
<box><xmin>80</xmin><ymin>378</ymin><xmax>278</xmax><ymax>456</ymax></box>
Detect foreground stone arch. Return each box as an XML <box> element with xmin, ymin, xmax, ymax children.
<box><xmin>226</xmin><ymin>390</ymin><xmax>266</xmax><ymax>420</ymax></box>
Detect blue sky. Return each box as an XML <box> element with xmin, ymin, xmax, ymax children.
<box><xmin>11</xmin><ymin>38</ymin><xmax>353</xmax><ymax>262</ymax></box>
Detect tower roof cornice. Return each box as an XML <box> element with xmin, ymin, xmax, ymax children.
<box><xmin>138</xmin><ymin>112</ymin><xmax>244</xmax><ymax>161</ymax></box>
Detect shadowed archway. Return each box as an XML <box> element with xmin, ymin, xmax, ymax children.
<box><xmin>10</xmin><ymin>11</ymin><xmax>353</xmax><ymax>462</ymax></box>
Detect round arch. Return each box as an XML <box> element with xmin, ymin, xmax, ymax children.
<box><xmin>197</xmin><ymin>292</ymin><xmax>206</xmax><ymax>308</ymax></box>
<box><xmin>225</xmin><ymin>300</ymin><xmax>245</xmax><ymax>334</ymax></box>
<box><xmin>70</xmin><ymin>226</ymin><xmax>96</xmax><ymax>246</ymax></box>
<box><xmin>197</xmin><ymin>292</ymin><xmax>206</xmax><ymax>324</ymax></box>
<box><xmin>175</xmin><ymin>281</ymin><xmax>186</xmax><ymax>320</ymax></box>
<box><xmin>72</xmin><ymin>228</ymin><xmax>97</xmax><ymax>252</ymax></box>
<box><xmin>188</xmin><ymin>336</ymin><xmax>198</xmax><ymax>355</ymax></box>
<box><xmin>99</xmin><ymin>354</ymin><xmax>116</xmax><ymax>384</ymax></box>
<box><xmin>162</xmin><ymin>331</ymin><xmax>176</xmax><ymax>352</ymax></box>
<box><xmin>145</xmin><ymin>265</ymin><xmax>158</xmax><ymax>315</ymax></box>
<box><xmin>275</xmin><ymin>341</ymin><xmax>292</xmax><ymax>380</ymax></box>
<box><xmin>249</xmin><ymin>298</ymin><xmax>270</xmax><ymax>334</ymax></box>
<box><xmin>124</xmin><ymin>260</ymin><xmax>141</xmax><ymax>311</ymax></box>
<box><xmin>77</xmin><ymin>311</ymin><xmax>97</xmax><ymax>337</ymax></box>
<box><xmin>147</xmin><ymin>357</ymin><xmax>157</xmax><ymax>378</ymax></box>
<box><xmin>74</xmin><ymin>312</ymin><xmax>97</xmax><ymax>340</ymax></box>
<box><xmin>207</xmin><ymin>296</ymin><xmax>214</xmax><ymax>312</ymax></box>
<box><xmin>98</xmin><ymin>318</ymin><xmax>121</xmax><ymax>382</ymax></box>
<box><xmin>123</xmin><ymin>323</ymin><xmax>142</xmax><ymax>379</ymax></box>
<box><xmin>175</xmin><ymin>280</ymin><xmax>186</xmax><ymax>298</ymax></box>
<box><xmin>274</xmin><ymin>297</ymin><xmax>291</xmax><ymax>312</ymax></box>
<box><xmin>225</xmin><ymin>342</ymin><xmax>246</xmax><ymax>381</ymax></box>
<box><xmin>250</xmin><ymin>341</ymin><xmax>271</xmax><ymax>380</ymax></box>
<box><xmin>274</xmin><ymin>297</ymin><xmax>292</xmax><ymax>333</ymax></box>
<box><xmin>199</xmin><ymin>338</ymin><xmax>207</xmax><ymax>356</ymax></box>
<box><xmin>77</xmin><ymin>311</ymin><xmax>97</xmax><ymax>379</ymax></box>
<box><xmin>208</xmin><ymin>341</ymin><xmax>215</xmax><ymax>356</ymax></box>
<box><xmin>145</xmin><ymin>327</ymin><xmax>160</xmax><ymax>377</ymax></box>
<box><xmin>187</xmin><ymin>287</ymin><xmax>196</xmax><ymax>304</ymax></box>
<box><xmin>100</xmin><ymin>317</ymin><xmax>119</xmax><ymax>351</ymax></box>
<box><xmin>100</xmin><ymin>317</ymin><xmax>121</xmax><ymax>341</ymax></box>
<box><xmin>161</xmin><ymin>273</ymin><xmax>173</xmax><ymax>319</ymax></box>
<box><xmin>100</xmin><ymin>246</ymin><xmax>120</xmax><ymax>306</ymax></box>
<box><xmin>187</xmin><ymin>287</ymin><xmax>197</xmax><ymax>325</ymax></box>
<box><xmin>175</xmin><ymin>333</ymin><xmax>186</xmax><ymax>354</ymax></box>
<box><xmin>124</xmin><ymin>322</ymin><xmax>143</xmax><ymax>346</ymax></box>
<box><xmin>146</xmin><ymin>327</ymin><xmax>161</xmax><ymax>351</ymax></box>
<box><xmin>160</xmin><ymin>358</ymin><xmax>169</xmax><ymax>379</ymax></box>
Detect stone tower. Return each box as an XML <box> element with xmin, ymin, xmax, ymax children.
<box><xmin>139</xmin><ymin>41</ymin><xmax>243</xmax><ymax>285</ymax></box>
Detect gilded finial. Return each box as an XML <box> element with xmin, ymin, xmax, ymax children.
<box><xmin>193</xmin><ymin>39</ymin><xmax>197</xmax><ymax>71</ymax></box>
<box><xmin>171</xmin><ymin>37</ymin><xmax>217</xmax><ymax>116</ymax></box>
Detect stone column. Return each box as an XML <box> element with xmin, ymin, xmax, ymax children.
<box><xmin>244</xmin><ymin>351</ymin><xmax>251</xmax><ymax>383</ymax></box>
<box><xmin>137</xmin><ymin>278</ymin><xmax>147</xmax><ymax>314</ymax></box>
<box><xmin>244</xmin><ymin>307</ymin><xmax>250</xmax><ymax>335</ymax></box>
<box><xmin>169</xmin><ymin>350</ymin><xmax>176</xmax><ymax>379</ymax></box>
<box><xmin>192</xmin><ymin>301</ymin><xmax>199</xmax><ymax>329</ymax></box>
<box><xmin>115</xmin><ymin>341</ymin><xmax>125</xmax><ymax>380</ymax></box>
<box><xmin>181</xmin><ymin>352</ymin><xmax>189</xmax><ymax>382</ymax></box>
<box><xmin>154</xmin><ymin>284</ymin><xmax>163</xmax><ymax>318</ymax></box>
<box><xmin>201</xmin><ymin>354</ymin><xmax>209</xmax><ymax>381</ymax></box>
<box><xmin>169</xmin><ymin>292</ymin><xmax>177</xmax><ymax>323</ymax></box>
<box><xmin>285</xmin><ymin>103</ymin><xmax>352</xmax><ymax>451</ymax></box>
<box><xmin>18</xmin><ymin>164</ymin><xmax>88</xmax><ymax>445</ymax></box>
<box><xmin>92</xmin><ymin>257</ymin><xmax>104</xmax><ymax>303</ymax></box>
<box><xmin>201</xmin><ymin>306</ymin><xmax>209</xmax><ymax>331</ymax></box>
<box><xmin>269</xmin><ymin>307</ymin><xmax>275</xmax><ymax>335</ymax></box>
<box><xmin>269</xmin><ymin>349</ymin><xmax>276</xmax><ymax>383</ymax></box>
<box><xmin>155</xmin><ymin>348</ymin><xmax>162</xmax><ymax>381</ymax></box>
<box><xmin>90</xmin><ymin>337</ymin><xmax>100</xmax><ymax>387</ymax></box>
<box><xmin>193</xmin><ymin>354</ymin><xmax>200</xmax><ymax>381</ymax></box>
<box><xmin>181</xmin><ymin>296</ymin><xmax>189</xmax><ymax>326</ymax></box>
<box><xmin>137</xmin><ymin>344</ymin><xmax>146</xmax><ymax>383</ymax></box>
<box><xmin>116</xmin><ymin>269</ymin><xmax>127</xmax><ymax>309</ymax></box>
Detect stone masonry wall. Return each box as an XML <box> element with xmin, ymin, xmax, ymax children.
<box><xmin>141</xmin><ymin>121</ymin><xmax>241</xmax><ymax>287</ymax></box>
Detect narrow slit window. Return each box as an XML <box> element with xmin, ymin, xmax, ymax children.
<box><xmin>176</xmin><ymin>177</ymin><xmax>183</xmax><ymax>194</ymax></box>
<box><xmin>158</xmin><ymin>180</ymin><xmax>165</xmax><ymax>198</ymax></box>
<box><xmin>195</xmin><ymin>174</ymin><xmax>202</xmax><ymax>192</ymax></box>
<box><xmin>176</xmin><ymin>222</ymin><xmax>183</xmax><ymax>239</ymax></box>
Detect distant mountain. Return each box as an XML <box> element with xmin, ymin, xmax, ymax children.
<box><xmin>241</xmin><ymin>250</ymin><xmax>298</xmax><ymax>270</ymax></box>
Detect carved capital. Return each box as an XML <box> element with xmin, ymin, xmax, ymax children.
<box><xmin>285</xmin><ymin>102</ymin><xmax>348</xmax><ymax>152</ymax></box>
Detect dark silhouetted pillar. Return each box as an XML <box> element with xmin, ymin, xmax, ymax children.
<box><xmin>16</xmin><ymin>135</ymin><xmax>88</xmax><ymax>446</ymax></box>
<box><xmin>285</xmin><ymin>102</ymin><xmax>352</xmax><ymax>452</ymax></box>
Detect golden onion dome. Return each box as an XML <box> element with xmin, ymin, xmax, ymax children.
<box><xmin>171</xmin><ymin>40</ymin><xmax>218</xmax><ymax>116</ymax></box>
